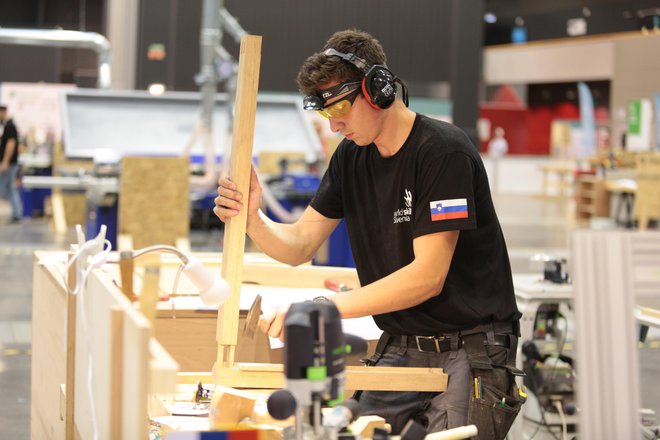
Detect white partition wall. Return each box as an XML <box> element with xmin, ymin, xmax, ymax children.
<box><xmin>572</xmin><ymin>230</ymin><xmax>660</xmax><ymax>440</ymax></box>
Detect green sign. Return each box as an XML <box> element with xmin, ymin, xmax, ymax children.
<box><xmin>628</xmin><ymin>100</ymin><xmax>641</xmax><ymax>135</ymax></box>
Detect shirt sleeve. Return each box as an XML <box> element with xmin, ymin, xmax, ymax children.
<box><xmin>6</xmin><ymin>121</ymin><xmax>18</xmax><ymax>140</ymax></box>
<box><xmin>309</xmin><ymin>144</ymin><xmax>345</xmax><ymax>219</ymax></box>
<box><xmin>413</xmin><ymin>150</ymin><xmax>477</xmax><ymax>237</ymax></box>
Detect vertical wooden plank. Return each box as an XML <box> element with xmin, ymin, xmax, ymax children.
<box><xmin>110</xmin><ymin>308</ymin><xmax>124</xmax><ymax>440</ymax></box>
<box><xmin>120</xmin><ymin>307</ymin><xmax>151</xmax><ymax>440</ymax></box>
<box><xmin>139</xmin><ymin>254</ymin><xmax>161</xmax><ymax>326</ymax></box>
<box><xmin>216</xmin><ymin>34</ymin><xmax>262</xmax><ymax>368</ymax></box>
<box><xmin>119</xmin><ymin>251</ymin><xmax>134</xmax><ymax>300</ymax></box>
<box><xmin>65</xmin><ymin>252</ymin><xmax>77</xmax><ymax>440</ymax></box>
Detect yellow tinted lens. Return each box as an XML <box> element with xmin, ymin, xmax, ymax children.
<box><xmin>314</xmin><ymin>89</ymin><xmax>359</xmax><ymax>118</ymax></box>
<box><xmin>325</xmin><ymin>99</ymin><xmax>352</xmax><ymax>118</ymax></box>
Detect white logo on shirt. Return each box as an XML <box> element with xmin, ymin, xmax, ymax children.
<box><xmin>393</xmin><ymin>188</ymin><xmax>412</xmax><ymax>224</ymax></box>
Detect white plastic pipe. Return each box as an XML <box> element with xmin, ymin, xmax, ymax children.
<box><xmin>0</xmin><ymin>27</ymin><xmax>111</xmax><ymax>88</ymax></box>
<box><xmin>424</xmin><ymin>425</ymin><xmax>478</xmax><ymax>440</ymax></box>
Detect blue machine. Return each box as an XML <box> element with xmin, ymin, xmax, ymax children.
<box><xmin>20</xmin><ymin>165</ymin><xmax>52</xmax><ymax>218</ymax></box>
<box><xmin>86</xmin><ymin>197</ymin><xmax>118</xmax><ymax>249</ymax></box>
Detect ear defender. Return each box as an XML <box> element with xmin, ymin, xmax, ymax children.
<box><xmin>323</xmin><ymin>48</ymin><xmax>408</xmax><ymax>110</ymax></box>
<box><xmin>362</xmin><ymin>65</ymin><xmax>397</xmax><ymax>109</ymax></box>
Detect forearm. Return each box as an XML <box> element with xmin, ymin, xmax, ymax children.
<box><xmin>329</xmin><ymin>230</ymin><xmax>458</xmax><ymax>319</ymax></box>
<box><xmin>331</xmin><ymin>260</ymin><xmax>446</xmax><ymax>319</ymax></box>
<box><xmin>246</xmin><ymin>209</ymin><xmax>321</xmax><ymax>266</ymax></box>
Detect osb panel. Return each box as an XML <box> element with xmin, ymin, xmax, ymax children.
<box><xmin>119</xmin><ymin>156</ymin><xmax>189</xmax><ymax>249</ymax></box>
<box><xmin>61</xmin><ymin>192</ymin><xmax>87</xmax><ymax>227</ymax></box>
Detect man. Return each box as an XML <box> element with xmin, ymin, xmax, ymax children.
<box><xmin>0</xmin><ymin>105</ymin><xmax>22</xmax><ymax>223</ymax></box>
<box><xmin>214</xmin><ymin>30</ymin><xmax>523</xmax><ymax>438</ymax></box>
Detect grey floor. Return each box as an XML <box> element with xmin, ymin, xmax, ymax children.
<box><xmin>1</xmin><ymin>193</ymin><xmax>658</xmax><ymax>439</ymax></box>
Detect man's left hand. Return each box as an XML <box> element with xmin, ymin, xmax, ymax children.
<box><xmin>258</xmin><ymin>304</ymin><xmax>290</xmax><ymax>342</ymax></box>
<box><xmin>0</xmin><ymin>163</ymin><xmax>8</xmax><ymax>173</ymax></box>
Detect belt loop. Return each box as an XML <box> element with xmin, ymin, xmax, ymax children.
<box><xmin>362</xmin><ymin>332</ymin><xmax>390</xmax><ymax>366</ymax></box>
<box><xmin>398</xmin><ymin>335</ymin><xmax>408</xmax><ymax>355</ymax></box>
<box><xmin>450</xmin><ymin>332</ymin><xmax>460</xmax><ymax>351</ymax></box>
<box><xmin>507</xmin><ymin>333</ymin><xmax>518</xmax><ymax>367</ymax></box>
<box><xmin>486</xmin><ymin>322</ymin><xmax>496</xmax><ymax>345</ymax></box>
<box><xmin>449</xmin><ymin>332</ymin><xmax>460</xmax><ymax>359</ymax></box>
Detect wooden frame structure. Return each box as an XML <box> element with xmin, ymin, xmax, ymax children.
<box><xmin>32</xmin><ymin>252</ymin><xmax>179</xmax><ymax>440</ymax></box>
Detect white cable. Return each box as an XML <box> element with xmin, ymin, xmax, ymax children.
<box><xmin>78</xmin><ymin>263</ymin><xmax>99</xmax><ymax>440</ymax></box>
<box><xmin>60</xmin><ymin>233</ymin><xmax>112</xmax><ymax>440</ymax></box>
<box><xmin>553</xmin><ymin>400</ymin><xmax>568</xmax><ymax>440</ymax></box>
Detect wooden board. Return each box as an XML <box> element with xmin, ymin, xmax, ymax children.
<box><xmin>31</xmin><ymin>253</ymin><xmax>68</xmax><ymax>440</ymax></box>
<box><xmin>118</xmin><ymin>156</ymin><xmax>189</xmax><ymax>249</ymax></box>
<box><xmin>217</xmin><ymin>34</ymin><xmax>263</xmax><ymax>367</ymax></box>
<box><xmin>188</xmin><ymin>363</ymin><xmax>447</xmax><ymax>392</ymax></box>
<box><xmin>154</xmin><ymin>314</ymin><xmax>278</xmax><ymax>372</ymax></box>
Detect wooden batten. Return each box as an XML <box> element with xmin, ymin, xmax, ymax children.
<box><xmin>217</xmin><ymin>34</ymin><xmax>263</xmax><ymax>368</ymax></box>
<box><xmin>187</xmin><ymin>363</ymin><xmax>448</xmax><ymax>392</ymax></box>
<box><xmin>241</xmin><ymin>263</ymin><xmax>359</xmax><ymax>289</ymax></box>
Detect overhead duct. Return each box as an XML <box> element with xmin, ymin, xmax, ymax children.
<box><xmin>0</xmin><ymin>27</ymin><xmax>111</xmax><ymax>89</ymax></box>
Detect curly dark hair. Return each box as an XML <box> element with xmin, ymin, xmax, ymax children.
<box><xmin>296</xmin><ymin>29</ymin><xmax>387</xmax><ymax>95</ymax></box>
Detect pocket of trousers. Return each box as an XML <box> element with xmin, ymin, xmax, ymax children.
<box><xmin>468</xmin><ymin>368</ymin><xmax>525</xmax><ymax>440</ymax></box>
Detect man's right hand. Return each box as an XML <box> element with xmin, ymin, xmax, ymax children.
<box><xmin>213</xmin><ymin>166</ymin><xmax>262</xmax><ymax>223</ymax></box>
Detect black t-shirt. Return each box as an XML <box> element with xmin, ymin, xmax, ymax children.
<box><xmin>310</xmin><ymin>114</ymin><xmax>520</xmax><ymax>335</ymax></box>
<box><xmin>0</xmin><ymin>119</ymin><xmax>19</xmax><ymax>164</ymax></box>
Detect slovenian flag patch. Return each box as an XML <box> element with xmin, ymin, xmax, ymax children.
<box><xmin>430</xmin><ymin>198</ymin><xmax>468</xmax><ymax>221</ymax></box>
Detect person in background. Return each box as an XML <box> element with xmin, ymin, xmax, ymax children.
<box><xmin>214</xmin><ymin>29</ymin><xmax>522</xmax><ymax>439</ymax></box>
<box><xmin>487</xmin><ymin>126</ymin><xmax>509</xmax><ymax>198</ymax></box>
<box><xmin>488</xmin><ymin>126</ymin><xmax>509</xmax><ymax>158</ymax></box>
<box><xmin>0</xmin><ymin>105</ymin><xmax>23</xmax><ymax>223</ymax></box>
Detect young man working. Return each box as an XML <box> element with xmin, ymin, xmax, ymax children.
<box><xmin>214</xmin><ymin>30</ymin><xmax>522</xmax><ymax>438</ymax></box>
<box><xmin>0</xmin><ymin>105</ymin><xmax>22</xmax><ymax>223</ymax></box>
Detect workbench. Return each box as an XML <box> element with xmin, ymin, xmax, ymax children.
<box><xmin>31</xmin><ymin>250</ymin><xmax>447</xmax><ymax>439</ymax></box>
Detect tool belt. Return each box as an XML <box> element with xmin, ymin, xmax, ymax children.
<box><xmin>385</xmin><ymin>333</ymin><xmax>512</xmax><ymax>353</ymax></box>
<box><xmin>358</xmin><ymin>321</ymin><xmax>525</xmax><ymax>439</ymax></box>
<box><xmin>363</xmin><ymin>320</ymin><xmax>521</xmax><ymax>370</ymax></box>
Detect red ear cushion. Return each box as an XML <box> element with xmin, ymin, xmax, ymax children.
<box><xmin>361</xmin><ymin>76</ymin><xmax>381</xmax><ymax>109</ymax></box>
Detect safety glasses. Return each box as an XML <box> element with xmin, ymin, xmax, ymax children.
<box><xmin>303</xmin><ymin>81</ymin><xmax>362</xmax><ymax>119</ymax></box>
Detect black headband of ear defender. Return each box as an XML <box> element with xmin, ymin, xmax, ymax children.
<box><xmin>323</xmin><ymin>48</ymin><xmax>409</xmax><ymax>109</ymax></box>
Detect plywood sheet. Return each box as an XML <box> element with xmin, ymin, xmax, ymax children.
<box><xmin>118</xmin><ymin>156</ymin><xmax>189</xmax><ymax>249</ymax></box>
